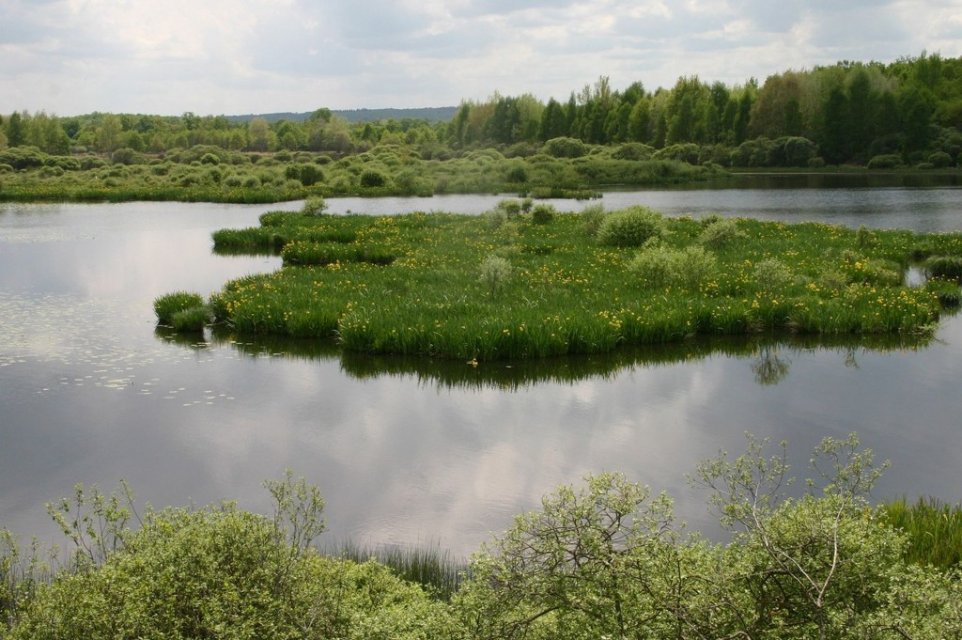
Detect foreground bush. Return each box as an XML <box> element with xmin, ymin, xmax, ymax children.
<box><xmin>6</xmin><ymin>474</ymin><xmax>453</xmax><ymax>640</ymax></box>
<box><xmin>3</xmin><ymin>438</ymin><xmax>962</xmax><ymax>638</ymax></box>
<box><xmin>596</xmin><ymin>206</ymin><xmax>665</xmax><ymax>247</ymax></box>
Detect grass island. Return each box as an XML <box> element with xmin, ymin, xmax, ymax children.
<box><xmin>156</xmin><ymin>198</ymin><xmax>962</xmax><ymax>361</ymax></box>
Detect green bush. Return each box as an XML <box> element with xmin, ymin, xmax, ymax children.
<box><xmin>596</xmin><ymin>206</ymin><xmax>664</xmax><ymax>247</ymax></box>
<box><xmin>629</xmin><ymin>245</ymin><xmax>718</xmax><ymax>291</ymax></box>
<box><xmin>928</xmin><ymin>151</ymin><xmax>953</xmax><ymax>168</ymax></box>
<box><xmin>753</xmin><ymin>257</ymin><xmax>794</xmax><ymax>294</ymax></box>
<box><xmin>531</xmin><ymin>204</ymin><xmax>555</xmax><ymax>225</ymax></box>
<box><xmin>698</xmin><ymin>218</ymin><xmax>744</xmax><ymax>249</ymax></box>
<box><xmin>359</xmin><ymin>169</ymin><xmax>388</xmax><ymax>188</ymax></box>
<box><xmin>543</xmin><ymin>136</ymin><xmax>588</xmax><ymax>158</ymax></box>
<box><xmin>580</xmin><ymin>204</ymin><xmax>606</xmax><ymax>237</ymax></box>
<box><xmin>867</xmin><ymin>154</ymin><xmax>903</xmax><ymax>169</ymax></box>
<box><xmin>153</xmin><ymin>292</ymin><xmax>204</xmax><ymax>325</ymax></box>
<box><xmin>9</xmin><ymin>486</ymin><xmax>451</xmax><ymax>640</ymax></box>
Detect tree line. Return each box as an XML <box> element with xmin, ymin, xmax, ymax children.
<box><xmin>2</xmin><ymin>52</ymin><xmax>961</xmax><ymax>168</ymax></box>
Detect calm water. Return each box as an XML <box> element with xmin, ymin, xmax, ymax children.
<box><xmin>2</xmin><ymin>185</ymin><xmax>962</xmax><ymax>555</ymax></box>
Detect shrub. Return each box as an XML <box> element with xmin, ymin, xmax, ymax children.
<box><xmin>543</xmin><ymin>136</ymin><xmax>588</xmax><ymax>158</ymax></box>
<box><xmin>495</xmin><ymin>199</ymin><xmax>521</xmax><ymax>217</ymax></box>
<box><xmin>302</xmin><ymin>196</ymin><xmax>328</xmax><ymax>216</ymax></box>
<box><xmin>9</xmin><ymin>475</ymin><xmax>451</xmax><ymax>640</ymax></box>
<box><xmin>596</xmin><ymin>206</ymin><xmax>664</xmax><ymax>247</ymax></box>
<box><xmin>929</xmin><ymin>151</ymin><xmax>953</xmax><ymax>168</ymax></box>
<box><xmin>753</xmin><ymin>258</ymin><xmax>794</xmax><ymax>294</ymax></box>
<box><xmin>359</xmin><ymin>169</ymin><xmax>388</xmax><ymax>188</ymax></box>
<box><xmin>630</xmin><ymin>245</ymin><xmax>718</xmax><ymax>290</ymax></box>
<box><xmin>698</xmin><ymin>218</ymin><xmax>744</xmax><ymax>249</ymax></box>
<box><xmin>153</xmin><ymin>291</ymin><xmax>204</xmax><ymax>325</ymax></box>
<box><xmin>482</xmin><ymin>208</ymin><xmax>507</xmax><ymax>230</ymax></box>
<box><xmin>580</xmin><ymin>204</ymin><xmax>606</xmax><ymax>237</ymax></box>
<box><xmin>531</xmin><ymin>204</ymin><xmax>555</xmax><ymax>225</ymax></box>
<box><xmin>867</xmin><ymin>154</ymin><xmax>902</xmax><ymax>169</ymax></box>
<box><xmin>479</xmin><ymin>255</ymin><xmax>512</xmax><ymax>295</ymax></box>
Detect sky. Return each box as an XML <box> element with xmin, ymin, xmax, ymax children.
<box><xmin>1</xmin><ymin>0</ymin><xmax>961</xmax><ymax>117</ymax></box>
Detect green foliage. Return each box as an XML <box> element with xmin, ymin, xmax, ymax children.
<box><xmin>753</xmin><ymin>257</ymin><xmax>794</xmax><ymax>294</ymax></box>
<box><xmin>596</xmin><ymin>206</ymin><xmax>665</xmax><ymax>247</ymax></box>
<box><xmin>153</xmin><ymin>291</ymin><xmax>205</xmax><ymax>325</ymax></box>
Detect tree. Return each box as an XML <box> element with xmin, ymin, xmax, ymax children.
<box><xmin>247</xmin><ymin>117</ymin><xmax>274</xmax><ymax>152</ymax></box>
<box><xmin>539</xmin><ymin>98</ymin><xmax>568</xmax><ymax>141</ymax></box>
<box><xmin>5</xmin><ymin>112</ymin><xmax>26</xmax><ymax>147</ymax></box>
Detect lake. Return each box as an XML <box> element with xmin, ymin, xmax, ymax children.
<box><xmin>2</xmin><ymin>184</ymin><xmax>962</xmax><ymax>555</ymax></box>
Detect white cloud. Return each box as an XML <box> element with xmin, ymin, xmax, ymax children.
<box><xmin>0</xmin><ymin>0</ymin><xmax>960</xmax><ymax>115</ymax></box>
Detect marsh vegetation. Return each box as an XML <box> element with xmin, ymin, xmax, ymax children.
<box><xmin>158</xmin><ymin>199</ymin><xmax>962</xmax><ymax>361</ymax></box>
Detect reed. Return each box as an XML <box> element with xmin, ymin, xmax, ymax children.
<box><xmin>326</xmin><ymin>541</ymin><xmax>466</xmax><ymax>600</ymax></box>
<box><xmin>879</xmin><ymin>497</ymin><xmax>962</xmax><ymax>568</ymax></box>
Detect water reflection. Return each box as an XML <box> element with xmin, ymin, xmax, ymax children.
<box><xmin>155</xmin><ymin>328</ymin><xmax>932</xmax><ymax>391</ymax></box>
<box><xmin>3</xmin><ymin>194</ymin><xmax>962</xmax><ymax>557</ymax></box>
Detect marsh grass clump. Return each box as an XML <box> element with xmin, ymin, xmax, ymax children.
<box><xmin>925</xmin><ymin>255</ymin><xmax>962</xmax><ymax>280</ymax></box>
<box><xmin>596</xmin><ymin>206</ymin><xmax>664</xmax><ymax>247</ymax></box>
<box><xmin>170</xmin><ymin>305</ymin><xmax>210</xmax><ymax>333</ymax></box>
<box><xmin>926</xmin><ymin>279</ymin><xmax>962</xmax><ymax>307</ymax></box>
<box><xmin>154</xmin><ymin>291</ymin><xmax>204</xmax><ymax>325</ymax></box>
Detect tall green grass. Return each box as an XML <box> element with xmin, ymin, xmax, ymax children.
<box><xmin>879</xmin><ymin>497</ymin><xmax>962</xmax><ymax>568</ymax></box>
<box><xmin>326</xmin><ymin>541</ymin><xmax>466</xmax><ymax>601</ymax></box>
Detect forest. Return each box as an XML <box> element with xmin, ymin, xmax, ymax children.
<box><xmin>2</xmin><ymin>52</ymin><xmax>961</xmax><ymax>174</ymax></box>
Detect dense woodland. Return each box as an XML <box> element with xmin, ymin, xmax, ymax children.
<box><xmin>2</xmin><ymin>53</ymin><xmax>961</xmax><ymax>172</ymax></box>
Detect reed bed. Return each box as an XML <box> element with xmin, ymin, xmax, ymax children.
<box><xmin>187</xmin><ymin>206</ymin><xmax>962</xmax><ymax>361</ymax></box>
<box><xmin>326</xmin><ymin>541</ymin><xmax>466</xmax><ymax>601</ymax></box>
<box><xmin>880</xmin><ymin>497</ymin><xmax>962</xmax><ymax>568</ymax></box>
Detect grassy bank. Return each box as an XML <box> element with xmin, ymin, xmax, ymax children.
<box><xmin>160</xmin><ymin>202</ymin><xmax>962</xmax><ymax>361</ymax></box>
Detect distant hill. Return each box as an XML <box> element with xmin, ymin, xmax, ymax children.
<box><xmin>226</xmin><ymin>107</ymin><xmax>458</xmax><ymax>124</ymax></box>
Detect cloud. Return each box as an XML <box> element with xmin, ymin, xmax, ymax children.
<box><xmin>1</xmin><ymin>0</ymin><xmax>961</xmax><ymax>114</ymax></box>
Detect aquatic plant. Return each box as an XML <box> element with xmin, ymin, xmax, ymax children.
<box><xmin>153</xmin><ymin>291</ymin><xmax>204</xmax><ymax>325</ymax></box>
